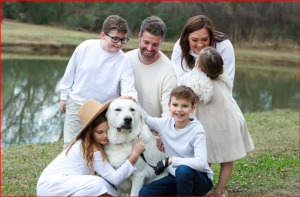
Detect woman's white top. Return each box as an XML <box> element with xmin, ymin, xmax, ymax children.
<box><xmin>171</xmin><ymin>39</ymin><xmax>235</xmax><ymax>85</ymax></box>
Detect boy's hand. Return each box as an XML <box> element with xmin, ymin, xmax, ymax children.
<box><xmin>60</xmin><ymin>100</ymin><xmax>66</xmax><ymax>113</ymax></box>
<box><xmin>154</xmin><ymin>157</ymin><xmax>170</xmax><ymax>175</ymax></box>
<box><xmin>155</xmin><ymin>160</ymin><xmax>165</xmax><ymax>175</ymax></box>
<box><xmin>118</xmin><ymin>95</ymin><xmax>138</xmax><ymax>104</ymax></box>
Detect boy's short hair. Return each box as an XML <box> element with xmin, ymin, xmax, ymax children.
<box><xmin>140</xmin><ymin>16</ymin><xmax>167</xmax><ymax>40</ymax></box>
<box><xmin>169</xmin><ymin>86</ymin><xmax>197</xmax><ymax>106</ymax></box>
<box><xmin>102</xmin><ymin>15</ymin><xmax>129</xmax><ymax>34</ymax></box>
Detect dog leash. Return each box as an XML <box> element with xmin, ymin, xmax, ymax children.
<box><xmin>95</xmin><ymin>171</ymin><xmax>118</xmax><ymax>191</ymax></box>
<box><xmin>140</xmin><ymin>153</ymin><xmax>157</xmax><ymax>170</ymax></box>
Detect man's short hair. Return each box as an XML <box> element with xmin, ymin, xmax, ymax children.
<box><xmin>169</xmin><ymin>86</ymin><xmax>197</xmax><ymax>106</ymax></box>
<box><xmin>102</xmin><ymin>15</ymin><xmax>128</xmax><ymax>34</ymax></box>
<box><xmin>140</xmin><ymin>16</ymin><xmax>166</xmax><ymax>40</ymax></box>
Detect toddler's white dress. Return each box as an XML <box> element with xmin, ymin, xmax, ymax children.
<box><xmin>187</xmin><ymin>72</ymin><xmax>255</xmax><ymax>163</ymax></box>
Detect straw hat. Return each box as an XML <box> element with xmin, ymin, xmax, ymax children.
<box><xmin>74</xmin><ymin>98</ymin><xmax>114</xmax><ymax>139</ymax></box>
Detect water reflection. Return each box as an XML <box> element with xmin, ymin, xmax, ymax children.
<box><xmin>1</xmin><ymin>58</ymin><xmax>299</xmax><ymax>147</ymax></box>
<box><xmin>1</xmin><ymin>59</ymin><xmax>66</xmax><ymax>147</ymax></box>
<box><xmin>234</xmin><ymin>67</ymin><xmax>299</xmax><ymax>113</ymax></box>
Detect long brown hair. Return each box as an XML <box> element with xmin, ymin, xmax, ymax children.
<box><xmin>65</xmin><ymin>111</ymin><xmax>108</xmax><ymax>175</ymax></box>
<box><xmin>179</xmin><ymin>15</ymin><xmax>228</xmax><ymax>70</ymax></box>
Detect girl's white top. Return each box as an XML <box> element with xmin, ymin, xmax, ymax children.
<box><xmin>37</xmin><ymin>140</ymin><xmax>136</xmax><ymax>195</ymax></box>
<box><xmin>171</xmin><ymin>39</ymin><xmax>235</xmax><ymax>85</ymax></box>
<box><xmin>60</xmin><ymin>39</ymin><xmax>138</xmax><ymax>105</ymax></box>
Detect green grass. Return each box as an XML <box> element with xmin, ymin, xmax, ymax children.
<box><xmin>1</xmin><ymin>109</ymin><xmax>299</xmax><ymax>196</ymax></box>
<box><xmin>210</xmin><ymin>109</ymin><xmax>299</xmax><ymax>196</ymax></box>
<box><xmin>234</xmin><ymin>49</ymin><xmax>299</xmax><ymax>66</ymax></box>
<box><xmin>1</xmin><ymin>19</ymin><xmax>174</xmax><ymax>52</ymax></box>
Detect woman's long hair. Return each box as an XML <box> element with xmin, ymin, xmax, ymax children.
<box><xmin>179</xmin><ymin>15</ymin><xmax>229</xmax><ymax>70</ymax></box>
<box><xmin>65</xmin><ymin>111</ymin><xmax>108</xmax><ymax>175</ymax></box>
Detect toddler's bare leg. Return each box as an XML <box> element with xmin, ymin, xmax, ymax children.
<box><xmin>214</xmin><ymin>161</ymin><xmax>233</xmax><ymax>194</ymax></box>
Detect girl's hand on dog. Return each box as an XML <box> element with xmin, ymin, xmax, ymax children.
<box><xmin>118</xmin><ymin>95</ymin><xmax>138</xmax><ymax>104</ymax></box>
<box><xmin>131</xmin><ymin>138</ymin><xmax>146</xmax><ymax>160</ymax></box>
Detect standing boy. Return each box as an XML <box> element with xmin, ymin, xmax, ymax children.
<box><xmin>60</xmin><ymin>15</ymin><xmax>137</xmax><ymax>147</ymax></box>
<box><xmin>128</xmin><ymin>86</ymin><xmax>213</xmax><ymax>196</ymax></box>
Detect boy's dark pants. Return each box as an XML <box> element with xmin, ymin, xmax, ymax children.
<box><xmin>139</xmin><ymin>165</ymin><xmax>213</xmax><ymax>196</ymax></box>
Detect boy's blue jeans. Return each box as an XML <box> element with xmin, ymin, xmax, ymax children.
<box><xmin>139</xmin><ymin>165</ymin><xmax>213</xmax><ymax>196</ymax></box>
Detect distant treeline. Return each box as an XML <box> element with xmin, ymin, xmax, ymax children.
<box><xmin>1</xmin><ymin>1</ymin><xmax>299</xmax><ymax>45</ymax></box>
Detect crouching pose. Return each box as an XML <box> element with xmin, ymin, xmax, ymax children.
<box><xmin>37</xmin><ymin>99</ymin><xmax>145</xmax><ymax>196</ymax></box>
<box><xmin>125</xmin><ymin>86</ymin><xmax>213</xmax><ymax>196</ymax></box>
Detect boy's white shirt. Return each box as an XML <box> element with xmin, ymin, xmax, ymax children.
<box><xmin>60</xmin><ymin>39</ymin><xmax>138</xmax><ymax>105</ymax></box>
<box><xmin>139</xmin><ymin>105</ymin><xmax>213</xmax><ymax>181</ymax></box>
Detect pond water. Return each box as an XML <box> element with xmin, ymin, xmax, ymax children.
<box><xmin>1</xmin><ymin>57</ymin><xmax>299</xmax><ymax>147</ymax></box>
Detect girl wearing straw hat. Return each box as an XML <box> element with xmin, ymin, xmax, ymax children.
<box><xmin>37</xmin><ymin>99</ymin><xmax>145</xmax><ymax>196</ymax></box>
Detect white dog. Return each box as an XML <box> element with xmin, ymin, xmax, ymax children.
<box><xmin>104</xmin><ymin>99</ymin><xmax>167</xmax><ymax>196</ymax></box>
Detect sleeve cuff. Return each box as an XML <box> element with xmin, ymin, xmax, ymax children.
<box><xmin>125</xmin><ymin>159</ymin><xmax>137</xmax><ymax>171</ymax></box>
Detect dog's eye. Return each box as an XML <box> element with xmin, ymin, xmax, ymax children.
<box><xmin>115</xmin><ymin>108</ymin><xmax>121</xmax><ymax>112</ymax></box>
<box><xmin>130</xmin><ymin>108</ymin><xmax>135</xmax><ymax>112</ymax></box>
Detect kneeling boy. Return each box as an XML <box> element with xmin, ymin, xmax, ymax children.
<box><xmin>138</xmin><ymin>86</ymin><xmax>213</xmax><ymax>196</ymax></box>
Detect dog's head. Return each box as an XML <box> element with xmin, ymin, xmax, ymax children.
<box><xmin>106</xmin><ymin>99</ymin><xmax>144</xmax><ymax>144</ymax></box>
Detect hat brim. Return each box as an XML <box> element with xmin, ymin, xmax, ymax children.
<box><xmin>74</xmin><ymin>99</ymin><xmax>114</xmax><ymax>140</ymax></box>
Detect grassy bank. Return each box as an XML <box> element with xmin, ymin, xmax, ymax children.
<box><xmin>0</xmin><ymin>19</ymin><xmax>174</xmax><ymax>52</ymax></box>
<box><xmin>1</xmin><ymin>109</ymin><xmax>299</xmax><ymax>196</ymax></box>
<box><xmin>1</xmin><ymin>19</ymin><xmax>299</xmax><ymax>66</ymax></box>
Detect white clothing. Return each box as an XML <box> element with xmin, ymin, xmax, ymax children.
<box><xmin>63</xmin><ymin>97</ymin><xmax>82</xmax><ymax>147</ymax></box>
<box><xmin>187</xmin><ymin>72</ymin><xmax>255</xmax><ymax>163</ymax></box>
<box><xmin>140</xmin><ymin>108</ymin><xmax>213</xmax><ymax>181</ymax></box>
<box><xmin>171</xmin><ymin>39</ymin><xmax>235</xmax><ymax>85</ymax></box>
<box><xmin>125</xmin><ymin>49</ymin><xmax>177</xmax><ymax>118</ymax></box>
<box><xmin>37</xmin><ymin>140</ymin><xmax>137</xmax><ymax>196</ymax></box>
<box><xmin>60</xmin><ymin>39</ymin><xmax>138</xmax><ymax>105</ymax></box>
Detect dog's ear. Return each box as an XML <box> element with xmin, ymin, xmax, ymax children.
<box><xmin>138</xmin><ymin>107</ymin><xmax>145</xmax><ymax>124</ymax></box>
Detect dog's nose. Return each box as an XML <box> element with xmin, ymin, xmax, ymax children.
<box><xmin>124</xmin><ymin>116</ymin><xmax>132</xmax><ymax>123</ymax></box>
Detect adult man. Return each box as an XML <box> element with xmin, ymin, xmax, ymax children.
<box><xmin>125</xmin><ymin>16</ymin><xmax>176</xmax><ymax>120</ymax></box>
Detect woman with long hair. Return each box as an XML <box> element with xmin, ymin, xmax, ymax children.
<box><xmin>171</xmin><ymin>15</ymin><xmax>236</xmax><ymax>196</ymax></box>
<box><xmin>171</xmin><ymin>15</ymin><xmax>235</xmax><ymax>85</ymax></box>
<box><xmin>37</xmin><ymin>99</ymin><xmax>145</xmax><ymax>196</ymax></box>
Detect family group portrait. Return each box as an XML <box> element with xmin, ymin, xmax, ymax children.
<box><xmin>1</xmin><ymin>1</ymin><xmax>299</xmax><ymax>196</ymax></box>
